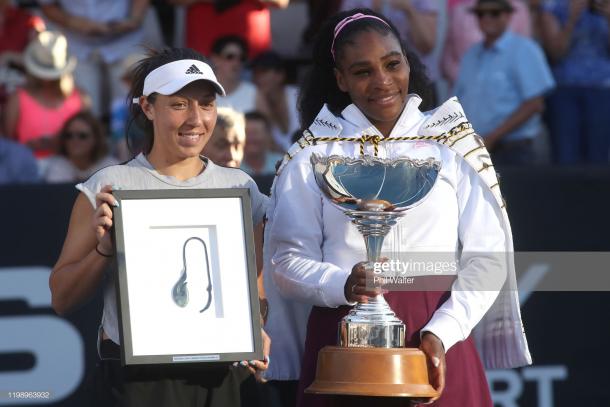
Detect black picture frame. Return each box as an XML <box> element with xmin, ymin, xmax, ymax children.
<box><xmin>112</xmin><ymin>188</ymin><xmax>262</xmax><ymax>366</ymax></box>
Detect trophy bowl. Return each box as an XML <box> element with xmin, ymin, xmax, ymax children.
<box><xmin>306</xmin><ymin>153</ymin><xmax>441</xmax><ymax>399</ymax></box>
<box><xmin>311</xmin><ymin>154</ymin><xmax>440</xmax><ymax>213</ymax></box>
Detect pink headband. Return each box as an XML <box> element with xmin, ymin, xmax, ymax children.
<box><xmin>330</xmin><ymin>13</ymin><xmax>390</xmax><ymax>61</ymax></box>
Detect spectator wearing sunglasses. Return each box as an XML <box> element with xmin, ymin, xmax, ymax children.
<box><xmin>441</xmin><ymin>0</ymin><xmax>533</xmax><ymax>87</ymax></box>
<box><xmin>210</xmin><ymin>35</ymin><xmax>266</xmax><ymax>115</ymax></box>
<box><xmin>454</xmin><ymin>0</ymin><xmax>555</xmax><ymax>166</ymax></box>
<box><xmin>43</xmin><ymin>111</ymin><xmax>119</xmax><ymax>183</ymax></box>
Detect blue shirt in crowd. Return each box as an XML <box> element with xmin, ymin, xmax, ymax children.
<box><xmin>454</xmin><ymin>30</ymin><xmax>555</xmax><ymax>142</ymax></box>
<box><xmin>543</xmin><ymin>0</ymin><xmax>610</xmax><ymax>87</ymax></box>
<box><xmin>0</xmin><ymin>138</ymin><xmax>40</xmax><ymax>185</ymax></box>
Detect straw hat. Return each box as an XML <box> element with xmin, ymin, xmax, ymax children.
<box><xmin>23</xmin><ymin>31</ymin><xmax>77</xmax><ymax>80</ymax></box>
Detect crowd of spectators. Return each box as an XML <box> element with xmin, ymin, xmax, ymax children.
<box><xmin>1</xmin><ymin>0</ymin><xmax>609</xmax><ymax>187</ymax></box>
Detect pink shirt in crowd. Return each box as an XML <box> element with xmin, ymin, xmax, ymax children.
<box><xmin>15</xmin><ymin>88</ymin><xmax>83</xmax><ymax>158</ymax></box>
<box><xmin>442</xmin><ymin>0</ymin><xmax>532</xmax><ymax>85</ymax></box>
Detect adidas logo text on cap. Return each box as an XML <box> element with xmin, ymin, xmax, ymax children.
<box><xmin>185</xmin><ymin>64</ymin><xmax>203</xmax><ymax>75</ymax></box>
<box><xmin>140</xmin><ymin>59</ymin><xmax>226</xmax><ymax>97</ymax></box>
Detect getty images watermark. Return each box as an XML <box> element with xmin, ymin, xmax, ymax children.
<box><xmin>371</xmin><ymin>258</ymin><xmax>458</xmax><ymax>287</ymax></box>
<box><xmin>365</xmin><ymin>252</ymin><xmax>610</xmax><ymax>292</ymax></box>
<box><xmin>373</xmin><ymin>259</ymin><xmax>458</xmax><ymax>275</ymax></box>
<box><xmin>367</xmin><ymin>252</ymin><xmax>511</xmax><ymax>291</ymax></box>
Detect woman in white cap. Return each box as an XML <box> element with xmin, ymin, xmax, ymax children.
<box><xmin>2</xmin><ymin>30</ymin><xmax>89</xmax><ymax>159</ymax></box>
<box><xmin>50</xmin><ymin>48</ymin><xmax>270</xmax><ymax>406</ymax></box>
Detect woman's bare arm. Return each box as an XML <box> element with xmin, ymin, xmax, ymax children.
<box><xmin>50</xmin><ymin>186</ymin><xmax>116</xmax><ymax>315</ymax></box>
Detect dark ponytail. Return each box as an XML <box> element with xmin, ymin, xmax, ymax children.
<box><xmin>126</xmin><ymin>47</ymin><xmax>209</xmax><ymax>155</ymax></box>
<box><xmin>298</xmin><ymin>8</ymin><xmax>433</xmax><ymax>129</ymax></box>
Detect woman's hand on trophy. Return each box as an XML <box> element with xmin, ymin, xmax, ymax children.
<box><xmin>234</xmin><ymin>328</ymin><xmax>271</xmax><ymax>382</ymax></box>
<box><xmin>344</xmin><ymin>260</ymin><xmax>386</xmax><ymax>303</ymax></box>
<box><xmin>94</xmin><ymin>185</ymin><xmax>118</xmax><ymax>257</ymax></box>
<box><xmin>418</xmin><ymin>331</ymin><xmax>446</xmax><ymax>403</ymax></box>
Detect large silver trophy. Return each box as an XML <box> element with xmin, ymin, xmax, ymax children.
<box><xmin>306</xmin><ymin>153</ymin><xmax>441</xmax><ymax>399</ymax></box>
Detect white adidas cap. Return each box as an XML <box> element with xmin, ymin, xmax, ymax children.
<box><xmin>140</xmin><ymin>59</ymin><xmax>226</xmax><ymax>99</ymax></box>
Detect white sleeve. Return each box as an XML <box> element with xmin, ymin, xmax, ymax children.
<box><xmin>268</xmin><ymin>160</ymin><xmax>352</xmax><ymax>308</ymax></box>
<box><xmin>421</xmin><ymin>158</ymin><xmax>507</xmax><ymax>351</ymax></box>
<box><xmin>245</xmin><ymin>176</ymin><xmax>268</xmax><ymax>225</ymax></box>
<box><xmin>75</xmin><ymin>178</ymin><xmax>100</xmax><ymax>208</ymax></box>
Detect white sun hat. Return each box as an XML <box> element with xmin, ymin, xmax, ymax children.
<box><xmin>141</xmin><ymin>59</ymin><xmax>226</xmax><ymax>99</ymax></box>
<box><xmin>23</xmin><ymin>31</ymin><xmax>77</xmax><ymax>80</ymax></box>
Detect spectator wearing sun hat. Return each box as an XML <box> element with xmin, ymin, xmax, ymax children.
<box><xmin>454</xmin><ymin>0</ymin><xmax>555</xmax><ymax>165</ymax></box>
<box><xmin>441</xmin><ymin>0</ymin><xmax>533</xmax><ymax>87</ymax></box>
<box><xmin>2</xmin><ymin>31</ymin><xmax>89</xmax><ymax>161</ymax></box>
<box><xmin>38</xmin><ymin>0</ymin><xmax>151</xmax><ymax>117</ymax></box>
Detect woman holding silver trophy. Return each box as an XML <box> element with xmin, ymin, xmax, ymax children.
<box><xmin>265</xmin><ymin>8</ymin><xmax>531</xmax><ymax>407</ymax></box>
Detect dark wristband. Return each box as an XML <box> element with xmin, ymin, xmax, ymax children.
<box><xmin>95</xmin><ymin>245</ymin><xmax>113</xmax><ymax>258</ymax></box>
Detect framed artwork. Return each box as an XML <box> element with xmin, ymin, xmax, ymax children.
<box><xmin>112</xmin><ymin>188</ymin><xmax>262</xmax><ymax>365</ymax></box>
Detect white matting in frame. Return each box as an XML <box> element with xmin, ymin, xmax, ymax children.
<box><xmin>112</xmin><ymin>188</ymin><xmax>262</xmax><ymax>365</ymax></box>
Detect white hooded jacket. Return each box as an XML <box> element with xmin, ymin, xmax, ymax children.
<box><xmin>263</xmin><ymin>96</ymin><xmax>531</xmax><ymax>376</ymax></box>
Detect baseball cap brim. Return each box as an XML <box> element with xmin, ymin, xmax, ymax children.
<box><xmin>154</xmin><ymin>77</ymin><xmax>226</xmax><ymax>97</ymax></box>
<box><xmin>142</xmin><ymin>59</ymin><xmax>226</xmax><ymax>98</ymax></box>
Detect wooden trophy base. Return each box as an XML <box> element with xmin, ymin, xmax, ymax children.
<box><xmin>305</xmin><ymin>346</ymin><xmax>438</xmax><ymax>399</ymax></box>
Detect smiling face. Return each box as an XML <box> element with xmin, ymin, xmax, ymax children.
<box><xmin>334</xmin><ymin>29</ymin><xmax>410</xmax><ymax>136</ymax></box>
<box><xmin>141</xmin><ymin>80</ymin><xmax>218</xmax><ymax>163</ymax></box>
